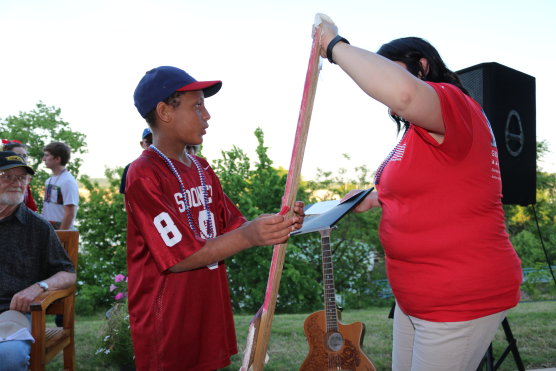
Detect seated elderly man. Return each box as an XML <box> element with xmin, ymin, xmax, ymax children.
<box><xmin>0</xmin><ymin>151</ymin><xmax>75</xmax><ymax>370</ymax></box>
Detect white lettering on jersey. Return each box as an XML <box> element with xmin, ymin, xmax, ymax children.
<box><xmin>173</xmin><ymin>185</ymin><xmax>213</xmax><ymax>210</ymax></box>
<box><xmin>171</xmin><ymin>186</ymin><xmax>217</xmax><ymax>240</ymax></box>
<box><xmin>198</xmin><ymin>210</ymin><xmax>217</xmax><ymax>238</ymax></box>
<box><xmin>153</xmin><ymin>212</ymin><xmax>183</xmax><ymax>247</ymax></box>
<box><xmin>174</xmin><ymin>193</ymin><xmax>186</xmax><ymax>212</ymax></box>
<box><xmin>190</xmin><ymin>187</ymin><xmax>202</xmax><ymax>207</ymax></box>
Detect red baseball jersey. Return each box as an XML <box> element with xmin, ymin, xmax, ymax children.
<box><xmin>125</xmin><ymin>150</ymin><xmax>247</xmax><ymax>370</ymax></box>
<box><xmin>378</xmin><ymin>82</ymin><xmax>522</xmax><ymax>322</ymax></box>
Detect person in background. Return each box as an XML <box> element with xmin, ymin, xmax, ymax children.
<box><xmin>315</xmin><ymin>15</ymin><xmax>522</xmax><ymax>371</ymax></box>
<box><xmin>120</xmin><ymin>130</ymin><xmax>198</xmax><ymax>195</ymax></box>
<box><xmin>185</xmin><ymin>144</ymin><xmax>198</xmax><ymax>155</ymax></box>
<box><xmin>0</xmin><ymin>151</ymin><xmax>75</xmax><ymax>370</ymax></box>
<box><xmin>119</xmin><ymin>128</ymin><xmax>152</xmax><ymax>194</ymax></box>
<box><xmin>41</xmin><ymin>142</ymin><xmax>79</xmax><ymax>230</ymax></box>
<box><xmin>1</xmin><ymin>141</ymin><xmax>37</xmax><ymax>211</ymax></box>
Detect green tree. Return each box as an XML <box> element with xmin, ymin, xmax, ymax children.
<box><xmin>305</xmin><ymin>158</ymin><xmax>387</xmax><ymax>309</ymax></box>
<box><xmin>503</xmin><ymin>141</ymin><xmax>556</xmax><ymax>299</ymax></box>
<box><xmin>216</xmin><ymin>131</ymin><xmax>387</xmax><ymax>313</ymax></box>
<box><xmin>76</xmin><ymin>168</ymin><xmax>128</xmax><ymax>314</ymax></box>
<box><xmin>215</xmin><ymin>128</ymin><xmax>321</xmax><ymax>313</ymax></box>
<box><xmin>0</xmin><ymin>102</ymin><xmax>87</xmax><ymax>209</ymax></box>
<box><xmin>504</xmin><ymin>141</ymin><xmax>556</xmax><ymax>265</ymax></box>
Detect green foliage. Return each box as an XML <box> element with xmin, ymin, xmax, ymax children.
<box><xmin>95</xmin><ymin>302</ymin><xmax>134</xmax><ymax>368</ymax></box>
<box><xmin>76</xmin><ymin>284</ymin><xmax>110</xmax><ymax>316</ymax></box>
<box><xmin>76</xmin><ymin>167</ymin><xmax>128</xmax><ymax>312</ymax></box>
<box><xmin>521</xmin><ymin>263</ymin><xmax>556</xmax><ymax>300</ymax></box>
<box><xmin>215</xmin><ymin>133</ymin><xmax>386</xmax><ymax>314</ymax></box>
<box><xmin>215</xmin><ymin>128</ymin><xmax>321</xmax><ymax>313</ymax></box>
<box><xmin>0</xmin><ymin>102</ymin><xmax>87</xmax><ymax>210</ymax></box>
<box><xmin>504</xmin><ymin>142</ymin><xmax>556</xmax><ymax>265</ymax></box>
<box><xmin>304</xmin><ymin>159</ymin><xmax>388</xmax><ymax>310</ymax></box>
<box><xmin>503</xmin><ymin>141</ymin><xmax>556</xmax><ymax>300</ymax></box>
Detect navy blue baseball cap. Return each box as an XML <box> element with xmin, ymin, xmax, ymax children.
<box><xmin>141</xmin><ymin>128</ymin><xmax>152</xmax><ymax>139</ymax></box>
<box><xmin>0</xmin><ymin>151</ymin><xmax>35</xmax><ymax>175</ymax></box>
<box><xmin>134</xmin><ymin>66</ymin><xmax>222</xmax><ymax>118</ymax></box>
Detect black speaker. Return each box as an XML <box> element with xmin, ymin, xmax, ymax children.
<box><xmin>457</xmin><ymin>62</ymin><xmax>536</xmax><ymax>205</ymax></box>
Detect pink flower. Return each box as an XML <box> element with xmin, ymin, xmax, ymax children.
<box><xmin>109</xmin><ymin>284</ymin><xmax>117</xmax><ymax>292</ymax></box>
<box><xmin>114</xmin><ymin>274</ymin><xmax>126</xmax><ymax>283</ymax></box>
<box><xmin>115</xmin><ymin>292</ymin><xmax>125</xmax><ymax>300</ymax></box>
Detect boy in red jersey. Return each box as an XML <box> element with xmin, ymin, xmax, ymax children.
<box><xmin>126</xmin><ymin>66</ymin><xmax>304</xmax><ymax>370</ymax></box>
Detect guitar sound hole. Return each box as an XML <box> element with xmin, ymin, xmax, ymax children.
<box><xmin>326</xmin><ymin>332</ymin><xmax>344</xmax><ymax>352</ymax></box>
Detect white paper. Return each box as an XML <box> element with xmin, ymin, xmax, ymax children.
<box><xmin>304</xmin><ymin>200</ymin><xmax>340</xmax><ymax>216</ymax></box>
<box><xmin>0</xmin><ymin>328</ymin><xmax>34</xmax><ymax>343</ymax></box>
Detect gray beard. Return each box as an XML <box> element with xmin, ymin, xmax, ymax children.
<box><xmin>0</xmin><ymin>192</ymin><xmax>24</xmax><ymax>206</ymax></box>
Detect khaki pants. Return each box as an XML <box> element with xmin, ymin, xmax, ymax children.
<box><xmin>392</xmin><ymin>303</ymin><xmax>507</xmax><ymax>371</ymax></box>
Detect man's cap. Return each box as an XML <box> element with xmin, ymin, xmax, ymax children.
<box><xmin>0</xmin><ymin>151</ymin><xmax>35</xmax><ymax>175</ymax></box>
<box><xmin>133</xmin><ymin>66</ymin><xmax>222</xmax><ymax>118</ymax></box>
<box><xmin>0</xmin><ymin>310</ymin><xmax>31</xmax><ymax>339</ymax></box>
<box><xmin>142</xmin><ymin>128</ymin><xmax>152</xmax><ymax>139</ymax></box>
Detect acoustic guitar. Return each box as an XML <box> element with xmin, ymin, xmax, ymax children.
<box><xmin>300</xmin><ymin>228</ymin><xmax>376</xmax><ymax>371</ymax></box>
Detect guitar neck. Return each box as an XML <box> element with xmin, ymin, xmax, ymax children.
<box><xmin>320</xmin><ymin>228</ymin><xmax>339</xmax><ymax>333</ymax></box>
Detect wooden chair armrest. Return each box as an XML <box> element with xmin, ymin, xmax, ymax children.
<box><xmin>30</xmin><ymin>286</ymin><xmax>76</xmax><ymax>311</ymax></box>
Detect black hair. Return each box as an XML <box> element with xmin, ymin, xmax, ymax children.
<box><xmin>144</xmin><ymin>91</ymin><xmax>187</xmax><ymax>127</ymax></box>
<box><xmin>377</xmin><ymin>37</ymin><xmax>469</xmax><ymax>133</ymax></box>
<box><xmin>377</xmin><ymin>37</ymin><xmax>468</xmax><ymax>94</ymax></box>
<box><xmin>143</xmin><ymin>133</ymin><xmax>153</xmax><ymax>146</ymax></box>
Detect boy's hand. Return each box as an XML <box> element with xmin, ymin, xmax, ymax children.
<box><xmin>244</xmin><ymin>201</ymin><xmax>305</xmax><ymax>246</ymax></box>
<box><xmin>244</xmin><ymin>214</ymin><xmax>293</xmax><ymax>246</ymax></box>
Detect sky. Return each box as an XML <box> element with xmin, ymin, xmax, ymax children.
<box><xmin>1</xmin><ymin>0</ymin><xmax>555</xmax><ymax>180</ymax></box>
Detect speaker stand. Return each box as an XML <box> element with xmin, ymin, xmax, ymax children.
<box><xmin>477</xmin><ymin>317</ymin><xmax>525</xmax><ymax>371</ymax></box>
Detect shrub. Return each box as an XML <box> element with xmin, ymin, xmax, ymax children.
<box><xmin>95</xmin><ymin>274</ymin><xmax>134</xmax><ymax>368</ymax></box>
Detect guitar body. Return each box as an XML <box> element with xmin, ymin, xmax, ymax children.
<box><xmin>300</xmin><ymin>310</ymin><xmax>376</xmax><ymax>371</ymax></box>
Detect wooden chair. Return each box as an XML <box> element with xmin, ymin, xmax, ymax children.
<box><xmin>29</xmin><ymin>230</ymin><xmax>79</xmax><ymax>371</ymax></box>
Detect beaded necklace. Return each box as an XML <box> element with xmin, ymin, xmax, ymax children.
<box><xmin>374</xmin><ymin>123</ymin><xmax>411</xmax><ymax>185</ymax></box>
<box><xmin>149</xmin><ymin>145</ymin><xmax>215</xmax><ymax>240</ymax></box>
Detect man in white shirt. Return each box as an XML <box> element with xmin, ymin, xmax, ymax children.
<box><xmin>41</xmin><ymin>142</ymin><xmax>79</xmax><ymax>230</ymax></box>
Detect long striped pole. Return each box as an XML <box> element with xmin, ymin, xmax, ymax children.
<box><xmin>240</xmin><ymin>19</ymin><xmax>322</xmax><ymax>371</ymax></box>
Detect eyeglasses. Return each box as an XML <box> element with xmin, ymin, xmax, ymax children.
<box><xmin>0</xmin><ymin>172</ymin><xmax>31</xmax><ymax>184</ymax></box>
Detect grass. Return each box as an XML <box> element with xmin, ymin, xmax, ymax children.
<box><xmin>46</xmin><ymin>300</ymin><xmax>556</xmax><ymax>370</ymax></box>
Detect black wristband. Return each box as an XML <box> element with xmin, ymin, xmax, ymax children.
<box><xmin>326</xmin><ymin>35</ymin><xmax>350</xmax><ymax>64</ymax></box>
